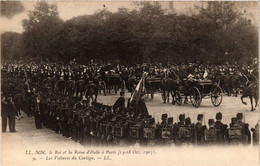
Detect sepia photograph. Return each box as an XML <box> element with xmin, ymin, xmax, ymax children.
<box><xmin>1</xmin><ymin>1</ymin><xmax>259</xmax><ymax>166</ymax></box>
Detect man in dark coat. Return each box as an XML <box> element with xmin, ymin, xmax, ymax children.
<box><xmin>195</xmin><ymin>114</ymin><xmax>206</xmax><ymax>144</ymax></box>
<box><xmin>113</xmin><ymin>92</ymin><xmax>125</xmax><ymax>113</ymax></box>
<box><xmin>6</xmin><ymin>96</ymin><xmax>17</xmax><ymax>132</ymax></box>
<box><xmin>214</xmin><ymin>112</ymin><xmax>228</xmax><ymax>144</ymax></box>
<box><xmin>1</xmin><ymin>95</ymin><xmax>8</xmax><ymax>133</ymax></box>
<box><xmin>237</xmin><ymin>113</ymin><xmax>251</xmax><ymax>144</ymax></box>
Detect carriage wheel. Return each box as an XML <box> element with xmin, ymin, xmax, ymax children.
<box><xmin>175</xmin><ymin>91</ymin><xmax>182</xmax><ymax>105</ymax></box>
<box><xmin>190</xmin><ymin>87</ymin><xmax>201</xmax><ymax>108</ymax></box>
<box><xmin>211</xmin><ymin>85</ymin><xmax>223</xmax><ymax>107</ymax></box>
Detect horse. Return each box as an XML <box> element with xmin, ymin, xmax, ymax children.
<box><xmin>55</xmin><ymin>79</ymin><xmax>66</xmax><ymax>94</ymax></box>
<box><xmin>64</xmin><ymin>80</ymin><xmax>75</xmax><ymax>96</ymax></box>
<box><xmin>42</xmin><ymin>77</ymin><xmax>56</xmax><ymax>92</ymax></box>
<box><xmin>161</xmin><ymin>78</ymin><xmax>182</xmax><ymax>105</ymax></box>
<box><xmin>84</xmin><ymin>84</ymin><xmax>98</xmax><ymax>104</ymax></box>
<box><xmin>241</xmin><ymin>82</ymin><xmax>259</xmax><ymax>111</ymax></box>
<box><xmin>74</xmin><ymin>79</ymin><xmax>87</xmax><ymax>98</ymax></box>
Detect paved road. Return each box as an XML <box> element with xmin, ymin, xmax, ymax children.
<box><xmin>98</xmin><ymin>92</ymin><xmax>259</xmax><ymax>128</ymax></box>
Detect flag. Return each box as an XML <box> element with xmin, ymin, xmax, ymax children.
<box><xmin>129</xmin><ymin>77</ymin><xmax>144</xmax><ymax>109</ymax></box>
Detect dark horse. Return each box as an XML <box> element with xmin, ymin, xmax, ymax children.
<box><xmin>55</xmin><ymin>80</ymin><xmax>66</xmax><ymax>94</ymax></box>
<box><xmin>74</xmin><ymin>79</ymin><xmax>87</xmax><ymax>98</ymax></box>
<box><xmin>84</xmin><ymin>84</ymin><xmax>98</xmax><ymax>103</ymax></box>
<box><xmin>241</xmin><ymin>82</ymin><xmax>259</xmax><ymax>111</ymax></box>
<box><xmin>161</xmin><ymin>78</ymin><xmax>182</xmax><ymax>105</ymax></box>
<box><xmin>64</xmin><ymin>80</ymin><xmax>75</xmax><ymax>96</ymax></box>
<box><xmin>219</xmin><ymin>73</ymin><xmax>248</xmax><ymax>96</ymax></box>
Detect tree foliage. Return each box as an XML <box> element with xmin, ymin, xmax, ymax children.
<box><xmin>1</xmin><ymin>2</ymin><xmax>258</xmax><ymax>65</ymax></box>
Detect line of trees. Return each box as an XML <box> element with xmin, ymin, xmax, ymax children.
<box><xmin>1</xmin><ymin>2</ymin><xmax>258</xmax><ymax>65</ymax></box>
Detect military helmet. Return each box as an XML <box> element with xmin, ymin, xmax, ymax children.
<box><xmin>236</xmin><ymin>113</ymin><xmax>243</xmax><ymax>120</ymax></box>
<box><xmin>179</xmin><ymin>114</ymin><xmax>185</xmax><ymax>121</ymax></box>
<box><xmin>168</xmin><ymin>117</ymin><xmax>173</xmax><ymax>124</ymax></box>
<box><xmin>231</xmin><ymin>117</ymin><xmax>238</xmax><ymax>124</ymax></box>
<box><xmin>185</xmin><ymin>117</ymin><xmax>191</xmax><ymax>125</ymax></box>
<box><xmin>161</xmin><ymin>114</ymin><xmax>168</xmax><ymax>120</ymax></box>
<box><xmin>216</xmin><ymin>112</ymin><xmax>222</xmax><ymax>120</ymax></box>
<box><xmin>197</xmin><ymin>114</ymin><xmax>203</xmax><ymax>121</ymax></box>
<box><xmin>208</xmin><ymin>119</ymin><xmax>215</xmax><ymax>126</ymax></box>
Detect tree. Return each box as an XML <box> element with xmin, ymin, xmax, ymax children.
<box><xmin>22</xmin><ymin>2</ymin><xmax>63</xmax><ymax>59</ymax></box>
<box><xmin>1</xmin><ymin>32</ymin><xmax>24</xmax><ymax>61</ymax></box>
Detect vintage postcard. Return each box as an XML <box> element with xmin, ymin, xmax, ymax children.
<box><xmin>1</xmin><ymin>1</ymin><xmax>259</xmax><ymax>166</ymax></box>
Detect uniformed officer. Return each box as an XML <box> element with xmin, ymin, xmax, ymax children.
<box><xmin>214</xmin><ymin>112</ymin><xmax>228</xmax><ymax>144</ymax></box>
<box><xmin>113</xmin><ymin>92</ymin><xmax>125</xmax><ymax>113</ymax></box>
<box><xmin>204</xmin><ymin>119</ymin><xmax>218</xmax><ymax>145</ymax></box>
<box><xmin>195</xmin><ymin>114</ymin><xmax>206</xmax><ymax>145</ymax></box>
<box><xmin>251</xmin><ymin>122</ymin><xmax>259</xmax><ymax>145</ymax></box>
<box><xmin>236</xmin><ymin>113</ymin><xmax>251</xmax><ymax>144</ymax></box>
<box><xmin>1</xmin><ymin>95</ymin><xmax>8</xmax><ymax>133</ymax></box>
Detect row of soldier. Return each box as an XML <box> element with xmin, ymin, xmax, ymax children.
<box><xmin>33</xmin><ymin>92</ymin><xmax>259</xmax><ymax>146</ymax></box>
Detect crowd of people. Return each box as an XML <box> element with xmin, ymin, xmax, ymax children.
<box><xmin>1</xmin><ymin>59</ymin><xmax>259</xmax><ymax>146</ymax></box>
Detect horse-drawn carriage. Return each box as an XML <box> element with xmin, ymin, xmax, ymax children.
<box><xmin>144</xmin><ymin>75</ymin><xmax>163</xmax><ymax>99</ymax></box>
<box><xmin>100</xmin><ymin>74</ymin><xmax>125</xmax><ymax>95</ymax></box>
<box><xmin>179</xmin><ymin>79</ymin><xmax>223</xmax><ymax>108</ymax></box>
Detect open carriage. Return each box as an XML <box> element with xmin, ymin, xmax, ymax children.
<box><xmin>100</xmin><ymin>74</ymin><xmax>125</xmax><ymax>95</ymax></box>
<box><xmin>180</xmin><ymin>79</ymin><xmax>223</xmax><ymax>108</ymax></box>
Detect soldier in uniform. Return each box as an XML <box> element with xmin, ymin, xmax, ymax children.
<box><xmin>228</xmin><ymin>117</ymin><xmax>245</xmax><ymax>145</ymax></box>
<box><xmin>1</xmin><ymin>95</ymin><xmax>8</xmax><ymax>133</ymax></box>
<box><xmin>113</xmin><ymin>92</ymin><xmax>125</xmax><ymax>113</ymax></box>
<box><xmin>214</xmin><ymin>112</ymin><xmax>228</xmax><ymax>144</ymax></box>
<box><xmin>195</xmin><ymin>114</ymin><xmax>206</xmax><ymax>145</ymax></box>
<box><xmin>204</xmin><ymin>119</ymin><xmax>218</xmax><ymax>145</ymax></box>
<box><xmin>251</xmin><ymin>122</ymin><xmax>259</xmax><ymax>145</ymax></box>
<box><xmin>236</xmin><ymin>113</ymin><xmax>251</xmax><ymax>144</ymax></box>
<box><xmin>6</xmin><ymin>95</ymin><xmax>17</xmax><ymax>132</ymax></box>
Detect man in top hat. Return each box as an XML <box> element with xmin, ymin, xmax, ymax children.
<box><xmin>236</xmin><ymin>113</ymin><xmax>251</xmax><ymax>144</ymax></box>
<box><xmin>214</xmin><ymin>112</ymin><xmax>228</xmax><ymax>144</ymax></box>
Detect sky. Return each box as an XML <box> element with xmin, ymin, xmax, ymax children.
<box><xmin>0</xmin><ymin>1</ymin><xmax>258</xmax><ymax>34</ymax></box>
<box><xmin>0</xmin><ymin>1</ymin><xmax>135</xmax><ymax>33</ymax></box>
